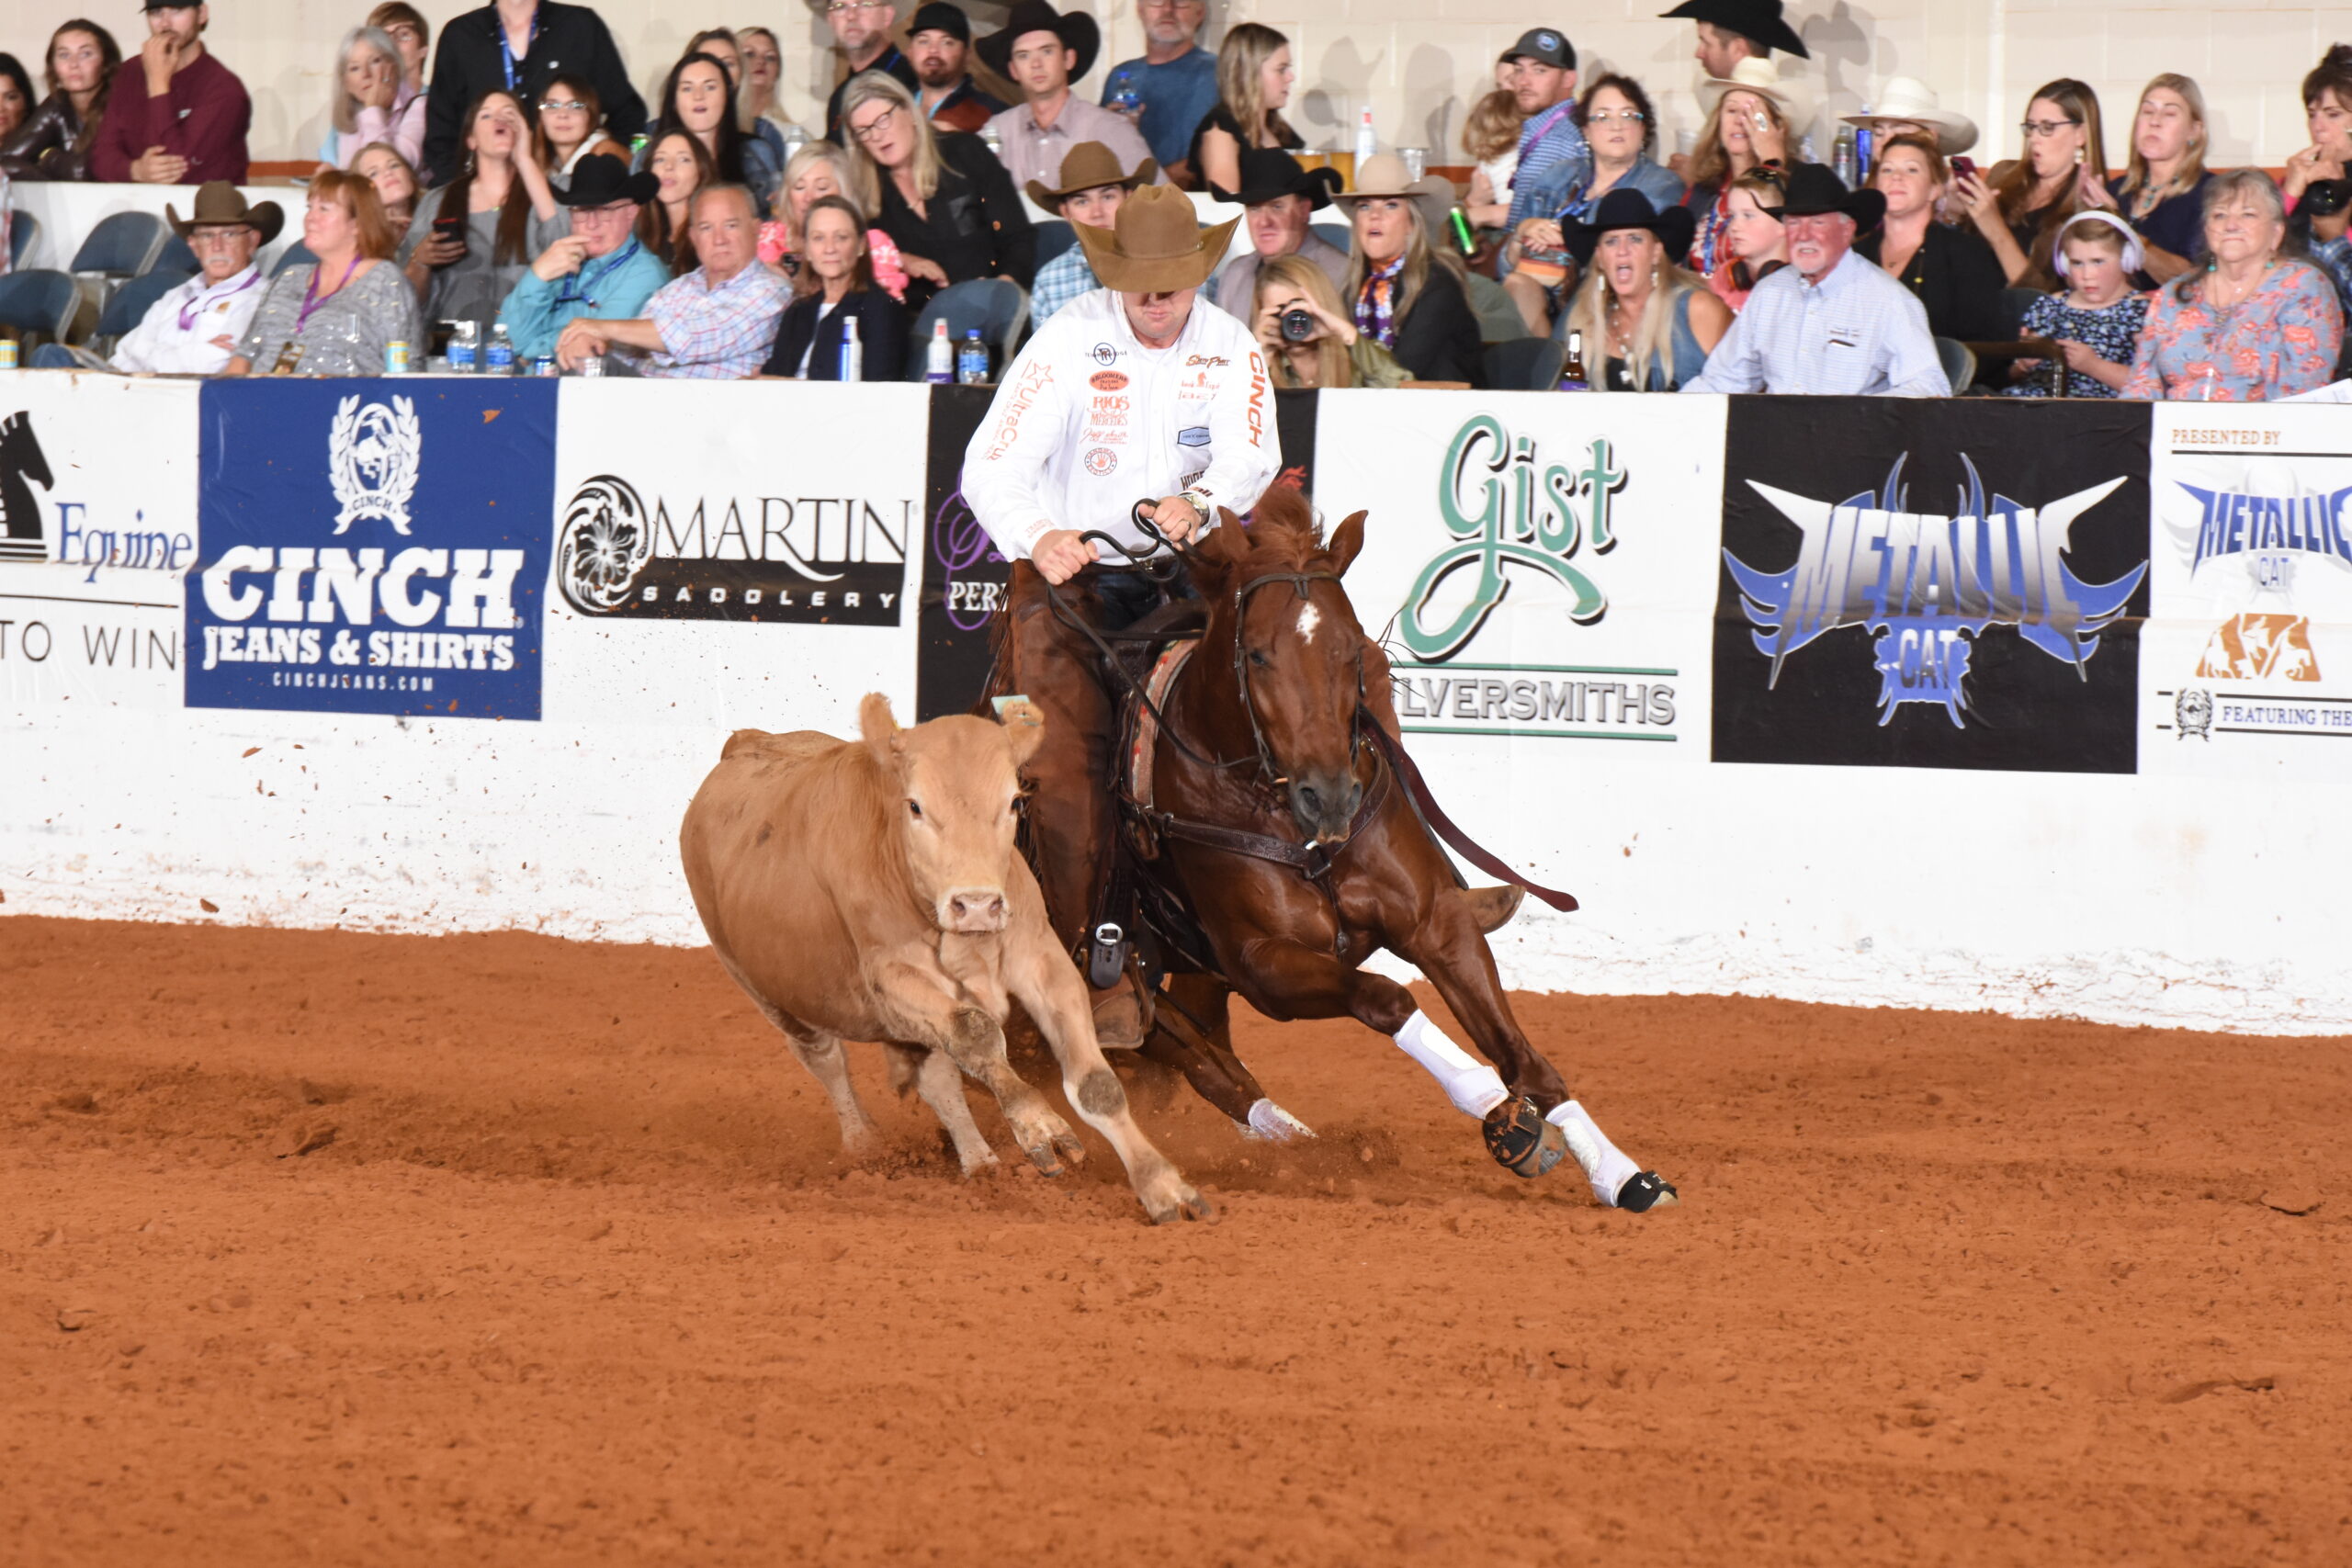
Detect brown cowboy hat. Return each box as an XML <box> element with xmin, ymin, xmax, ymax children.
<box><xmin>165</xmin><ymin>180</ymin><xmax>284</xmax><ymax>246</ymax></box>
<box><xmin>1024</xmin><ymin>140</ymin><xmax>1157</xmax><ymax>210</ymax></box>
<box><xmin>976</xmin><ymin>0</ymin><xmax>1100</xmax><ymax>84</ymax></box>
<box><xmin>1072</xmin><ymin>183</ymin><xmax>1238</xmax><ymax>293</ymax></box>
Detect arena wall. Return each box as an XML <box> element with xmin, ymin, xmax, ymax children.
<box><xmin>1</xmin><ymin>373</ymin><xmax>2342</xmax><ymax>1034</ymax></box>
<box><xmin>0</xmin><ymin>0</ymin><xmax>2326</xmax><ymax>178</ymax></box>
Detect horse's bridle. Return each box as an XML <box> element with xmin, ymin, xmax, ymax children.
<box><xmin>1227</xmin><ymin>567</ymin><xmax>1363</xmax><ymax>798</ymax></box>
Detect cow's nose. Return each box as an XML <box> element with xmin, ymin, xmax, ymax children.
<box><xmin>944</xmin><ymin>888</ymin><xmax>1009</xmax><ymax>932</ymax></box>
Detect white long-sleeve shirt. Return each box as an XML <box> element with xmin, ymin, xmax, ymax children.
<box><xmin>962</xmin><ymin>287</ymin><xmax>1279</xmax><ymax>563</ymax></box>
<box><xmin>111</xmin><ymin>264</ymin><xmax>267</xmax><ymax>375</ymax></box>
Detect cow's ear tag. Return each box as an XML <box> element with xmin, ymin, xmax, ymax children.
<box><xmin>990</xmin><ymin>694</ymin><xmax>1032</xmax><ymax>716</ymax></box>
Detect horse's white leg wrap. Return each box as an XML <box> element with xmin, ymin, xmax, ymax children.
<box><xmin>1392</xmin><ymin>1010</ymin><xmax>1510</xmax><ymax>1118</ymax></box>
<box><xmin>1547</xmin><ymin>1099</ymin><xmax>1641</xmax><ymax>1206</ymax></box>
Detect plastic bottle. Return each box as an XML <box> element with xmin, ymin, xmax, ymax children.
<box><xmin>838</xmin><ymin>314</ymin><xmax>863</xmax><ymax>381</ymax></box>
<box><xmin>956</xmin><ymin>328</ymin><xmax>989</xmax><ymax>385</ymax></box>
<box><xmin>447</xmin><ymin>321</ymin><xmax>479</xmax><ymax>374</ymax></box>
<box><xmin>1853</xmin><ymin>107</ymin><xmax>1873</xmax><ymax>177</ymax></box>
<box><xmin>979</xmin><ymin>124</ymin><xmax>1004</xmax><ymax>161</ymax></box>
<box><xmin>486</xmin><ymin>321</ymin><xmax>516</xmax><ymax>376</ymax></box>
<box><xmin>1354</xmin><ymin>106</ymin><xmax>1376</xmax><ymax>170</ymax></box>
<box><xmin>924</xmin><ymin>319</ymin><xmax>954</xmax><ymax>384</ymax></box>
<box><xmin>1559</xmin><ymin>330</ymin><xmax>1590</xmax><ymax>392</ymax></box>
<box><xmin>1108</xmin><ymin>67</ymin><xmax>1141</xmax><ymax>118</ymax></box>
<box><xmin>1832</xmin><ymin>124</ymin><xmax>1859</xmax><ymax>188</ymax></box>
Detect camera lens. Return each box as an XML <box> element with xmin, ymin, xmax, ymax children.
<box><xmin>1280</xmin><ymin>308</ymin><xmax>1317</xmax><ymax>343</ymax></box>
<box><xmin>2306</xmin><ymin>177</ymin><xmax>2351</xmax><ymax>217</ymax></box>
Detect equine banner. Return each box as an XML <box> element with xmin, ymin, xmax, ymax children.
<box><xmin>1310</xmin><ymin>388</ymin><xmax>1724</xmax><ymax>755</ymax></box>
<box><xmin>913</xmin><ymin>385</ymin><xmax>1323</xmax><ymax>721</ymax></box>
<box><xmin>544</xmin><ymin>378</ymin><xmax>923</xmax><ymax>732</ymax></box>
<box><xmin>1713</xmin><ymin>397</ymin><xmax>2152</xmax><ymax>773</ymax></box>
<box><xmin>0</xmin><ymin>376</ymin><xmax>199</xmax><ymax>710</ymax></box>
<box><xmin>2140</xmin><ymin>402</ymin><xmax>2352</xmax><ymax>773</ymax></box>
<box><xmin>186</xmin><ymin>378</ymin><xmax>555</xmax><ymax>720</ymax></box>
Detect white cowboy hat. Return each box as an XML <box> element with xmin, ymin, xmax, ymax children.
<box><xmin>1332</xmin><ymin>152</ymin><xmax>1457</xmax><ymax>237</ymax></box>
<box><xmin>1841</xmin><ymin>75</ymin><xmax>1979</xmax><ymax>155</ymax></box>
<box><xmin>1698</xmin><ymin>56</ymin><xmax>1814</xmax><ymax>132</ymax></box>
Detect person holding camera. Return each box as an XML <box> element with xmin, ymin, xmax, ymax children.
<box><xmin>1253</xmin><ymin>254</ymin><xmax>1408</xmax><ymax>389</ymax></box>
<box><xmin>2287</xmin><ymin>46</ymin><xmax>2352</xmax><ymax>348</ymax></box>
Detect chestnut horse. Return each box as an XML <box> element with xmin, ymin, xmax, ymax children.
<box><xmin>994</xmin><ymin>490</ymin><xmax>1677</xmax><ymax>1212</ymax></box>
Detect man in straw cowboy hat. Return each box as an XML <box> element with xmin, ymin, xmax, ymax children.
<box><xmin>962</xmin><ymin>183</ymin><xmax>1273</xmax><ymax>1045</ymax></box>
<box><xmin>1025</xmin><ymin>139</ymin><xmax>1159</xmax><ymax>324</ymax></box>
<box><xmin>1684</xmin><ymin>163</ymin><xmax>1948</xmax><ymax>396</ymax></box>
<box><xmin>107</xmin><ymin>180</ymin><xmax>279</xmax><ymax>372</ymax></box>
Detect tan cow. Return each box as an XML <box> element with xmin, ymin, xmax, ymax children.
<box><xmin>680</xmin><ymin>694</ymin><xmax>1210</xmax><ymax>1224</ymax></box>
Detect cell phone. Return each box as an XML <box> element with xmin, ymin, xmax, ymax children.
<box><xmin>1950</xmin><ymin>155</ymin><xmax>1978</xmax><ymax>184</ymax></box>
<box><xmin>431</xmin><ymin>214</ymin><xmax>468</xmax><ymax>257</ymax></box>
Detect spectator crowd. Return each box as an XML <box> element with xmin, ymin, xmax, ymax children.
<box><xmin>4</xmin><ymin>0</ymin><xmax>2350</xmax><ymax>400</ymax></box>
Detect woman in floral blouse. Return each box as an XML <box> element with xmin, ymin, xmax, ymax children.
<box><xmin>2121</xmin><ymin>168</ymin><xmax>2342</xmax><ymax>400</ymax></box>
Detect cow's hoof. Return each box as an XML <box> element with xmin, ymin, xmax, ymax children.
<box><xmin>1143</xmin><ymin>1182</ymin><xmax>1216</xmax><ymax>1225</ymax></box>
<box><xmin>1612</xmin><ymin>1171</ymin><xmax>1679</xmax><ymax>1212</ymax></box>
<box><xmin>957</xmin><ymin>1151</ymin><xmax>1002</xmax><ymax>1179</ymax></box>
<box><xmin>1051</xmin><ymin>1129</ymin><xmax>1086</xmax><ymax>1169</ymax></box>
<box><xmin>1482</xmin><ymin>1096</ymin><xmax>1566</xmax><ymax>1179</ymax></box>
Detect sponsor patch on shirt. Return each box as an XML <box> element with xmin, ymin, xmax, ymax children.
<box><xmin>1084</xmin><ymin>447</ymin><xmax>1118</xmax><ymax>476</ymax></box>
<box><xmin>1090</xmin><ymin>370</ymin><xmax>1127</xmax><ymax>390</ymax></box>
<box><xmin>1091</xmin><ymin>343</ymin><xmax>1118</xmax><ymax>366</ymax></box>
<box><xmin>1177</xmin><ymin>426</ymin><xmax>1211</xmax><ymax>447</ymax></box>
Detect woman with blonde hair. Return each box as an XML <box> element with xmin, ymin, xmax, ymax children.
<box><xmin>1679</xmin><ymin>59</ymin><xmax>1805</xmax><ymax>280</ymax></box>
<box><xmin>1556</xmin><ymin>189</ymin><xmax>1728</xmax><ymax>390</ymax></box>
<box><xmin>735</xmin><ymin>28</ymin><xmax>799</xmax><ymax>147</ymax></box>
<box><xmin>758</xmin><ymin>141</ymin><xmax>909</xmax><ymax>299</ymax></box>
<box><xmin>1956</xmin><ymin>76</ymin><xmax>2109</xmax><ymax>288</ymax></box>
<box><xmin>318</xmin><ymin>25</ymin><xmax>425</xmax><ymax>173</ymax></box>
<box><xmin>841</xmin><ymin>73</ymin><xmax>1034</xmax><ymax>304</ymax></box>
<box><xmin>2106</xmin><ymin>73</ymin><xmax>2211</xmax><ymax>280</ymax></box>
<box><xmin>1189</xmin><ymin>23</ymin><xmax>1302</xmax><ymax>196</ymax></box>
<box><xmin>1253</xmin><ymin>253</ymin><xmax>1410</xmax><ymax>389</ymax></box>
<box><xmin>1337</xmin><ymin>153</ymin><xmax>1482</xmax><ymax>384</ymax></box>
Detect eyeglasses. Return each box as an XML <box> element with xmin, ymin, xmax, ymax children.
<box><xmin>187</xmin><ymin>228</ymin><xmax>249</xmax><ymax>249</ymax></box>
<box><xmin>573</xmin><ymin>202</ymin><xmax>633</xmax><ymax>219</ymax></box>
<box><xmin>2019</xmin><ymin>118</ymin><xmax>2081</xmax><ymax>138</ymax></box>
<box><xmin>847</xmin><ymin>102</ymin><xmax>901</xmax><ymax>143</ymax></box>
<box><xmin>1585</xmin><ymin>108</ymin><xmax>1646</xmax><ymax>124</ymax></box>
<box><xmin>1140</xmin><ymin>0</ymin><xmax>1205</xmax><ymax>10</ymax></box>
<box><xmin>827</xmin><ymin>1</ymin><xmax>889</xmax><ymax>12</ymax></box>
<box><xmin>539</xmin><ymin>98</ymin><xmax>587</xmax><ymax>113</ymax></box>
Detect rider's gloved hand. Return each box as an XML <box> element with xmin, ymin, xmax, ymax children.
<box><xmin>1032</xmin><ymin>529</ymin><xmax>1099</xmax><ymax>585</ymax></box>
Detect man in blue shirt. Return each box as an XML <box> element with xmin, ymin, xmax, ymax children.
<box><xmin>1683</xmin><ymin>164</ymin><xmax>1948</xmax><ymax>397</ymax></box>
<box><xmin>1024</xmin><ymin>141</ymin><xmax>1157</xmax><ymax>324</ymax></box>
<box><xmin>498</xmin><ymin>153</ymin><xmax>671</xmax><ymax>360</ymax></box>
<box><xmin>1499</xmin><ymin>27</ymin><xmax>1587</xmax><ymax>238</ymax></box>
<box><xmin>1098</xmin><ymin>0</ymin><xmax>1219</xmax><ymax>182</ymax></box>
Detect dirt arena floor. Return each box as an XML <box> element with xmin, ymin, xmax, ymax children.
<box><xmin>2</xmin><ymin>916</ymin><xmax>2346</xmax><ymax>1566</ymax></box>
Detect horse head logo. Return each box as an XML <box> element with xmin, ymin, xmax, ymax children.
<box><xmin>0</xmin><ymin>410</ymin><xmax>56</xmax><ymax>560</ymax></box>
<box><xmin>328</xmin><ymin>394</ymin><xmax>422</xmax><ymax>535</ymax></box>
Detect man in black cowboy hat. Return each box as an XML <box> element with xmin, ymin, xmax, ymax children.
<box><xmin>981</xmin><ymin>0</ymin><xmax>1159</xmax><ymax>190</ymax></box>
<box><xmin>1659</xmin><ymin>0</ymin><xmax>1809</xmax><ymax>82</ymax></box>
<box><xmin>103</xmin><ymin>181</ymin><xmax>278</xmax><ymax>372</ymax></box>
<box><xmin>1684</xmin><ymin>163</ymin><xmax>1948</xmax><ymax>396</ymax></box>
<box><xmin>1025</xmin><ymin>140</ymin><xmax>1159</xmax><ymax>322</ymax></box>
<box><xmin>907</xmin><ymin>1</ymin><xmax>1006</xmax><ymax>132</ymax></box>
<box><xmin>497</xmin><ymin>152</ymin><xmax>670</xmax><ymax>360</ymax></box>
<box><xmin>1205</xmin><ymin>147</ymin><xmax>1347</xmax><ymax>314</ymax></box>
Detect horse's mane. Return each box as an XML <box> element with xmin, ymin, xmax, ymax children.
<box><xmin>1234</xmin><ymin>487</ymin><xmax>1327</xmax><ymax>568</ymax></box>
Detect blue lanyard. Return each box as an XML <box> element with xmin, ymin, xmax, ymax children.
<box><xmin>499</xmin><ymin>8</ymin><xmax>538</xmax><ymax>91</ymax></box>
<box><xmin>557</xmin><ymin>237</ymin><xmax>640</xmax><ymax>307</ymax></box>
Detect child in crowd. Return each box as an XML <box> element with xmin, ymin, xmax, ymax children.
<box><xmin>2007</xmin><ymin>210</ymin><xmax>2150</xmax><ymax>398</ymax></box>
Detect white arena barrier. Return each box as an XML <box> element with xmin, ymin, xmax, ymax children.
<box><xmin>0</xmin><ymin>369</ymin><xmax>2344</xmax><ymax>1036</ymax></box>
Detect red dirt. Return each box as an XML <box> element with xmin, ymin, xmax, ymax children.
<box><xmin>2</xmin><ymin>916</ymin><xmax>2346</xmax><ymax>1566</ymax></box>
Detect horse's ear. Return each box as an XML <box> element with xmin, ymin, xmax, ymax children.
<box><xmin>859</xmin><ymin>692</ymin><xmax>905</xmax><ymax>777</ymax></box>
<box><xmin>1190</xmin><ymin>508</ymin><xmax>1249</xmax><ymax>580</ymax></box>
<box><xmin>1325</xmin><ymin>511</ymin><xmax>1368</xmax><ymax>576</ymax></box>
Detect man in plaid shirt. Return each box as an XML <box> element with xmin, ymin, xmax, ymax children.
<box><xmin>1025</xmin><ymin>140</ymin><xmax>1158</xmax><ymax>326</ymax></box>
<box><xmin>555</xmin><ymin>185</ymin><xmax>786</xmax><ymax>378</ymax></box>
<box><xmin>1498</xmin><ymin>28</ymin><xmax>1587</xmax><ymax>238</ymax></box>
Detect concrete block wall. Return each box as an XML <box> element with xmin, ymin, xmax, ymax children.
<box><xmin>0</xmin><ymin>0</ymin><xmax>2333</xmax><ymax>175</ymax></box>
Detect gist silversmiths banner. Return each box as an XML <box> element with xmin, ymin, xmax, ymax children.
<box><xmin>0</xmin><ymin>377</ymin><xmax>199</xmax><ymax>710</ymax></box>
<box><xmin>1713</xmin><ymin>398</ymin><xmax>2152</xmax><ymax>773</ymax></box>
<box><xmin>2143</xmin><ymin>403</ymin><xmax>2352</xmax><ymax>770</ymax></box>
<box><xmin>185</xmin><ymin>378</ymin><xmax>554</xmax><ymax>720</ymax></box>
<box><xmin>1312</xmin><ymin>388</ymin><xmax>1722</xmax><ymax>754</ymax></box>
<box><xmin>551</xmin><ymin>378</ymin><xmax>922</xmax><ymax>626</ymax></box>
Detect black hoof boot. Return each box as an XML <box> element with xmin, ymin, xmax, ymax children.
<box><xmin>1482</xmin><ymin>1096</ymin><xmax>1566</xmax><ymax>1179</ymax></box>
<box><xmin>1612</xmin><ymin>1171</ymin><xmax>1679</xmax><ymax>1212</ymax></box>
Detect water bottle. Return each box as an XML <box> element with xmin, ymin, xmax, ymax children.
<box><xmin>1832</xmin><ymin>124</ymin><xmax>1859</xmax><ymax>188</ymax></box>
<box><xmin>979</xmin><ymin>124</ymin><xmax>1004</xmax><ymax>162</ymax></box>
<box><xmin>447</xmin><ymin>320</ymin><xmax>478</xmax><ymax>374</ymax></box>
<box><xmin>1558</xmin><ymin>330</ymin><xmax>1590</xmax><ymax>392</ymax></box>
<box><xmin>956</xmin><ymin>328</ymin><xmax>989</xmax><ymax>385</ymax></box>
<box><xmin>838</xmin><ymin>314</ymin><xmax>863</xmax><ymax>381</ymax></box>
<box><xmin>485</xmin><ymin>322</ymin><xmax>516</xmax><ymax>376</ymax></box>
<box><xmin>1108</xmin><ymin>68</ymin><xmax>1141</xmax><ymax>118</ymax></box>
<box><xmin>924</xmin><ymin>319</ymin><xmax>954</xmax><ymax>384</ymax></box>
<box><xmin>1853</xmin><ymin>107</ymin><xmax>1873</xmax><ymax>177</ymax></box>
<box><xmin>1354</xmin><ymin>106</ymin><xmax>1376</xmax><ymax>170</ymax></box>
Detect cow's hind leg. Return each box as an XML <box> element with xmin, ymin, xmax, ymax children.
<box><xmin>893</xmin><ymin>1043</ymin><xmax>1001</xmax><ymax>1177</ymax></box>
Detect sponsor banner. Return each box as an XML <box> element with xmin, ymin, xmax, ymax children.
<box><xmin>1311</xmin><ymin>389</ymin><xmax>1721</xmax><ymax>751</ymax></box>
<box><xmin>0</xmin><ymin>377</ymin><xmax>199</xmax><ymax>709</ymax></box>
<box><xmin>186</xmin><ymin>378</ymin><xmax>554</xmax><ymax>719</ymax></box>
<box><xmin>2143</xmin><ymin>404</ymin><xmax>2352</xmax><ymax>769</ymax></box>
<box><xmin>550</xmin><ymin>378</ymin><xmax>922</xmax><ymax>626</ymax></box>
<box><xmin>914</xmin><ymin>384</ymin><xmax>1319</xmax><ymax>720</ymax></box>
<box><xmin>1713</xmin><ymin>398</ymin><xmax>2152</xmax><ymax>773</ymax></box>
